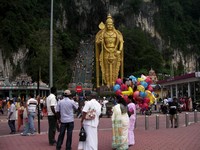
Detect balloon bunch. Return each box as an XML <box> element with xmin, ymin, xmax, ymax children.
<box><xmin>113</xmin><ymin>74</ymin><xmax>156</xmax><ymax>109</ymax></box>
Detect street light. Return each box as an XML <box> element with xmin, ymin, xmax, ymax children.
<box><xmin>50</xmin><ymin>0</ymin><xmax>53</xmax><ymax>88</ymax></box>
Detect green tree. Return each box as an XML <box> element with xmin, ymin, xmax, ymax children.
<box><xmin>121</xmin><ymin>27</ymin><xmax>163</xmax><ymax>77</ymax></box>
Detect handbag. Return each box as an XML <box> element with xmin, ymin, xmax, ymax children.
<box><xmin>79</xmin><ymin>127</ymin><xmax>87</xmax><ymax>141</ymax></box>
<box><xmin>85</xmin><ymin>109</ymin><xmax>96</xmax><ymax>120</ymax></box>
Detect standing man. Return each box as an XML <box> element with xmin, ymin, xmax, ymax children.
<box><xmin>56</xmin><ymin>90</ymin><xmax>78</xmax><ymax>150</ymax></box>
<box><xmin>169</xmin><ymin>97</ymin><xmax>178</xmax><ymax>128</ymax></box>
<box><xmin>46</xmin><ymin>86</ymin><xmax>57</xmax><ymax>146</ymax></box>
<box><xmin>7</xmin><ymin>99</ymin><xmax>16</xmax><ymax>134</ymax></box>
<box><xmin>21</xmin><ymin>93</ymin><xmax>38</xmax><ymax>136</ymax></box>
<box><xmin>78</xmin><ymin>92</ymin><xmax>102</xmax><ymax>150</ymax></box>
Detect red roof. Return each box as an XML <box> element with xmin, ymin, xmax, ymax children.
<box><xmin>157</xmin><ymin>72</ymin><xmax>196</xmax><ymax>84</ymax></box>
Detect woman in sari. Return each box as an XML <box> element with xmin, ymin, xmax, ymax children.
<box><xmin>17</xmin><ymin>102</ymin><xmax>24</xmax><ymax>132</ymax></box>
<box><xmin>112</xmin><ymin>96</ymin><xmax>129</xmax><ymax>150</ymax></box>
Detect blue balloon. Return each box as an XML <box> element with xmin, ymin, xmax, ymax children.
<box><xmin>140</xmin><ymin>91</ymin><xmax>147</xmax><ymax>98</ymax></box>
<box><xmin>113</xmin><ymin>84</ymin><xmax>120</xmax><ymax>92</ymax></box>
<box><xmin>129</xmin><ymin>75</ymin><xmax>137</xmax><ymax>83</ymax></box>
<box><xmin>141</xmin><ymin>81</ymin><xmax>148</xmax><ymax>88</ymax></box>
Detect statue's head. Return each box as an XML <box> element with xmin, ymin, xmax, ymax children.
<box><xmin>106</xmin><ymin>14</ymin><xmax>113</xmax><ymax>24</ymax></box>
<box><xmin>106</xmin><ymin>14</ymin><xmax>114</xmax><ymax>30</ymax></box>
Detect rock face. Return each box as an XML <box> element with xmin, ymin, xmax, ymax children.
<box><xmin>0</xmin><ymin>48</ymin><xmax>28</xmax><ymax>79</ymax></box>
<box><xmin>131</xmin><ymin>1</ymin><xmax>198</xmax><ymax>73</ymax></box>
<box><xmin>0</xmin><ymin>49</ymin><xmax>12</xmax><ymax>78</ymax></box>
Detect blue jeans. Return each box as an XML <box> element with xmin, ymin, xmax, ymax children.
<box><xmin>23</xmin><ymin>112</ymin><xmax>35</xmax><ymax>134</ymax></box>
<box><xmin>56</xmin><ymin>122</ymin><xmax>74</xmax><ymax>150</ymax></box>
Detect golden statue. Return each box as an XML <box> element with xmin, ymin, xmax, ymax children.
<box><xmin>95</xmin><ymin>14</ymin><xmax>124</xmax><ymax>88</ymax></box>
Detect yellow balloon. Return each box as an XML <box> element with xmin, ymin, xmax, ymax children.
<box><xmin>122</xmin><ymin>86</ymin><xmax>133</xmax><ymax>96</ymax></box>
<box><xmin>150</xmin><ymin>99</ymin><xmax>154</xmax><ymax>105</ymax></box>
<box><xmin>137</xmin><ymin>85</ymin><xmax>145</xmax><ymax>92</ymax></box>
<box><xmin>150</xmin><ymin>94</ymin><xmax>155</xmax><ymax>103</ymax></box>
<box><xmin>122</xmin><ymin>90</ymin><xmax>131</xmax><ymax>96</ymax></box>
<box><xmin>145</xmin><ymin>90</ymin><xmax>152</xmax><ymax>97</ymax></box>
<box><xmin>128</xmin><ymin>86</ymin><xmax>133</xmax><ymax>93</ymax></box>
<box><xmin>138</xmin><ymin>78</ymin><xmax>145</xmax><ymax>82</ymax></box>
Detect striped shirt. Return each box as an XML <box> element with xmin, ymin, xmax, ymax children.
<box><xmin>27</xmin><ymin>98</ymin><xmax>38</xmax><ymax>113</ymax></box>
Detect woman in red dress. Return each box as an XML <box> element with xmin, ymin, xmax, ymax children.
<box><xmin>17</xmin><ymin>102</ymin><xmax>24</xmax><ymax>132</ymax></box>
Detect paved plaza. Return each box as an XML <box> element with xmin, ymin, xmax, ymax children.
<box><xmin>0</xmin><ymin>112</ymin><xmax>200</xmax><ymax>150</ymax></box>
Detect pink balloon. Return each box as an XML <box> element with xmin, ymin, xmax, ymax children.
<box><xmin>116</xmin><ymin>78</ymin><xmax>122</xmax><ymax>85</ymax></box>
<box><xmin>139</xmin><ymin>103</ymin><xmax>143</xmax><ymax>108</ymax></box>
<box><xmin>133</xmin><ymin>91</ymin><xmax>140</xmax><ymax>98</ymax></box>
<box><xmin>148</xmin><ymin>85</ymin><xmax>153</xmax><ymax>92</ymax></box>
<box><xmin>142</xmin><ymin>103</ymin><xmax>149</xmax><ymax>109</ymax></box>
<box><xmin>115</xmin><ymin>89</ymin><xmax>122</xmax><ymax>96</ymax></box>
<box><xmin>145</xmin><ymin>77</ymin><xmax>152</xmax><ymax>84</ymax></box>
<box><xmin>137</xmin><ymin>81</ymin><xmax>140</xmax><ymax>85</ymax></box>
<box><xmin>144</xmin><ymin>97</ymin><xmax>150</xmax><ymax>104</ymax></box>
<box><xmin>123</xmin><ymin>95</ymin><xmax>129</xmax><ymax>104</ymax></box>
<box><xmin>120</xmin><ymin>83</ymin><xmax>128</xmax><ymax>91</ymax></box>
<box><xmin>136</xmin><ymin>96</ymin><xmax>143</xmax><ymax>103</ymax></box>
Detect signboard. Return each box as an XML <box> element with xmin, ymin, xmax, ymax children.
<box><xmin>76</xmin><ymin>85</ymin><xmax>82</xmax><ymax>93</ymax></box>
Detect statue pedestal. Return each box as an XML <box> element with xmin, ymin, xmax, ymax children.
<box><xmin>97</xmin><ymin>85</ymin><xmax>114</xmax><ymax>96</ymax></box>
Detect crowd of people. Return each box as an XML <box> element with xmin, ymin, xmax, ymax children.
<box><xmin>1</xmin><ymin>86</ymin><xmax>138</xmax><ymax>150</ymax></box>
<box><xmin>42</xmin><ymin>88</ymin><xmax>137</xmax><ymax>150</ymax></box>
<box><xmin>2</xmin><ymin>87</ymin><xmax>198</xmax><ymax>150</ymax></box>
<box><xmin>161</xmin><ymin>96</ymin><xmax>194</xmax><ymax>114</ymax></box>
<box><xmin>2</xmin><ymin>94</ymin><xmax>38</xmax><ymax>135</ymax></box>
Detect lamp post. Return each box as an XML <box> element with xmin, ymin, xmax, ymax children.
<box><xmin>50</xmin><ymin>0</ymin><xmax>53</xmax><ymax>88</ymax></box>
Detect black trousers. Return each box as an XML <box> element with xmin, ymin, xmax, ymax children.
<box><xmin>8</xmin><ymin>120</ymin><xmax>16</xmax><ymax>132</ymax></box>
<box><xmin>48</xmin><ymin>115</ymin><xmax>57</xmax><ymax>144</ymax></box>
<box><xmin>56</xmin><ymin>122</ymin><xmax>74</xmax><ymax>150</ymax></box>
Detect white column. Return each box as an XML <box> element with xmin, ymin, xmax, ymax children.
<box><xmin>176</xmin><ymin>84</ymin><xmax>178</xmax><ymax>98</ymax></box>
<box><xmin>188</xmin><ymin>82</ymin><xmax>191</xmax><ymax>97</ymax></box>
<box><xmin>161</xmin><ymin>86</ymin><xmax>163</xmax><ymax>99</ymax></box>
<box><xmin>170</xmin><ymin>85</ymin><xmax>173</xmax><ymax>98</ymax></box>
<box><xmin>50</xmin><ymin>0</ymin><xmax>54</xmax><ymax>88</ymax></box>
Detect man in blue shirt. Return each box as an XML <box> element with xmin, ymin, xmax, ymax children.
<box><xmin>56</xmin><ymin>90</ymin><xmax>78</xmax><ymax>150</ymax></box>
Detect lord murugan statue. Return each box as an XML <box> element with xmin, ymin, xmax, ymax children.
<box><xmin>95</xmin><ymin>14</ymin><xmax>124</xmax><ymax>88</ymax></box>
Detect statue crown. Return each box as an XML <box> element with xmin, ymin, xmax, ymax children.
<box><xmin>106</xmin><ymin>14</ymin><xmax>113</xmax><ymax>24</ymax></box>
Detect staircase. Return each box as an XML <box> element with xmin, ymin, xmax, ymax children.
<box><xmin>68</xmin><ymin>39</ymin><xmax>94</xmax><ymax>93</ymax></box>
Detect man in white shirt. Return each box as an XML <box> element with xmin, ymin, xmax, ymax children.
<box><xmin>21</xmin><ymin>93</ymin><xmax>38</xmax><ymax>136</ymax></box>
<box><xmin>78</xmin><ymin>92</ymin><xmax>102</xmax><ymax>150</ymax></box>
<box><xmin>46</xmin><ymin>86</ymin><xmax>58</xmax><ymax>146</ymax></box>
<box><xmin>7</xmin><ymin>99</ymin><xmax>16</xmax><ymax>134</ymax></box>
<box><xmin>164</xmin><ymin>97</ymin><xmax>168</xmax><ymax>105</ymax></box>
